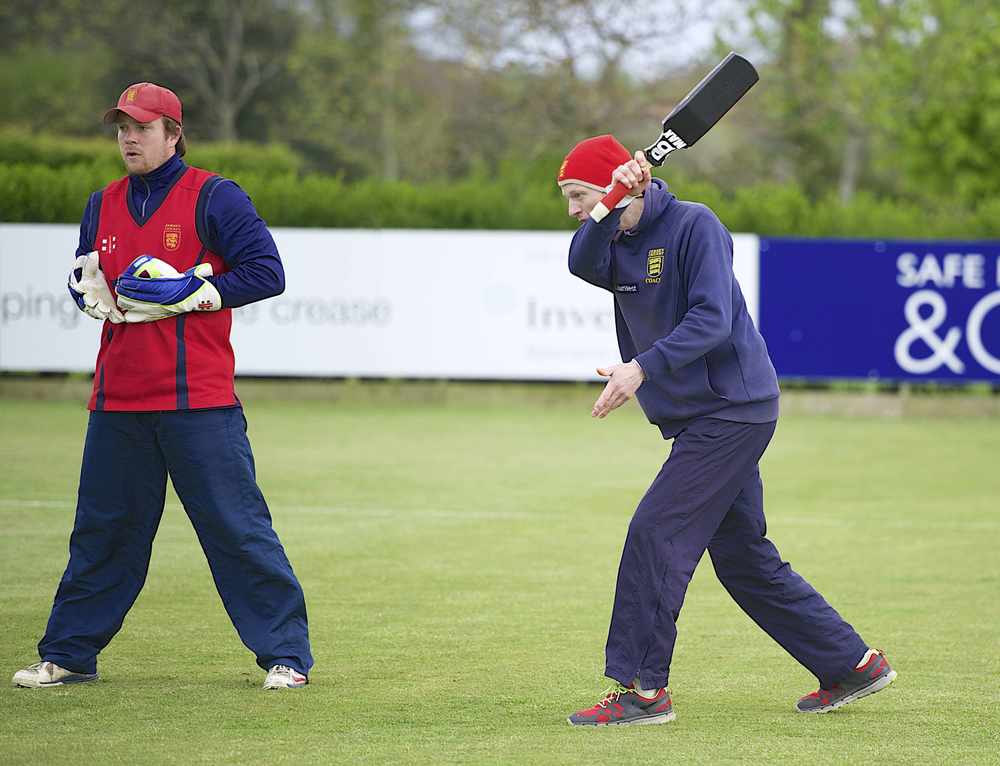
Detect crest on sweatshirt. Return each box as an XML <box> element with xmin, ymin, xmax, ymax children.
<box><xmin>646</xmin><ymin>248</ymin><xmax>664</xmax><ymax>283</ymax></box>
<box><xmin>163</xmin><ymin>224</ymin><xmax>182</xmax><ymax>251</ymax></box>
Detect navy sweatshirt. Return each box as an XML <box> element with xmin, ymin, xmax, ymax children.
<box><xmin>568</xmin><ymin>179</ymin><xmax>779</xmax><ymax>438</ymax></box>
<box><xmin>75</xmin><ymin>153</ymin><xmax>284</xmax><ymax>308</ymax></box>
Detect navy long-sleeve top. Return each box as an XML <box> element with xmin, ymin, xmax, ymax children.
<box><xmin>75</xmin><ymin>153</ymin><xmax>284</xmax><ymax>308</ymax></box>
<box><xmin>568</xmin><ymin>178</ymin><xmax>780</xmax><ymax>438</ymax></box>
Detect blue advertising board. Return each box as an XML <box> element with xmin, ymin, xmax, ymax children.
<box><xmin>758</xmin><ymin>238</ymin><xmax>1000</xmax><ymax>382</ymax></box>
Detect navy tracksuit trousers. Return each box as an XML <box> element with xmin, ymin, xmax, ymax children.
<box><xmin>39</xmin><ymin>407</ymin><xmax>313</xmax><ymax>676</ymax></box>
<box><xmin>605</xmin><ymin>417</ymin><xmax>867</xmax><ymax>691</ymax></box>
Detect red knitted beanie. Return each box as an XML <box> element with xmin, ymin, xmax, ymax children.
<box><xmin>557</xmin><ymin>134</ymin><xmax>631</xmax><ymax>192</ymax></box>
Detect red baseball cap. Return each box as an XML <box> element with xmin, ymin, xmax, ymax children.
<box><xmin>103</xmin><ymin>83</ymin><xmax>183</xmax><ymax>125</ymax></box>
<box><xmin>557</xmin><ymin>134</ymin><xmax>631</xmax><ymax>192</ymax></box>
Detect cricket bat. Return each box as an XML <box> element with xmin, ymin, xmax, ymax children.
<box><xmin>590</xmin><ymin>52</ymin><xmax>759</xmax><ymax>222</ymax></box>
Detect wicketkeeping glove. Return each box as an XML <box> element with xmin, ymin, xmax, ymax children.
<box><xmin>115</xmin><ymin>255</ymin><xmax>222</xmax><ymax>323</ymax></box>
<box><xmin>68</xmin><ymin>251</ymin><xmax>125</xmax><ymax>323</ymax></box>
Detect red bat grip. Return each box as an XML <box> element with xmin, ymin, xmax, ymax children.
<box><xmin>589</xmin><ymin>181</ymin><xmax>632</xmax><ymax>222</ymax></box>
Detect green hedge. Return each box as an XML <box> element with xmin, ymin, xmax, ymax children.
<box><xmin>3</xmin><ymin>130</ymin><xmax>1000</xmax><ymax>236</ymax></box>
<box><xmin>0</xmin><ymin>129</ymin><xmax>303</xmax><ymax>179</ymax></box>
<box><xmin>0</xmin><ymin>164</ymin><xmax>572</xmax><ymax>229</ymax></box>
<box><xmin>5</xmin><ymin>160</ymin><xmax>1000</xmax><ymax>237</ymax></box>
<box><xmin>668</xmin><ymin>177</ymin><xmax>1000</xmax><ymax>239</ymax></box>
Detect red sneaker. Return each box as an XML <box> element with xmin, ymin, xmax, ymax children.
<box><xmin>568</xmin><ymin>683</ymin><xmax>676</xmax><ymax>726</ymax></box>
<box><xmin>796</xmin><ymin>649</ymin><xmax>897</xmax><ymax>713</ymax></box>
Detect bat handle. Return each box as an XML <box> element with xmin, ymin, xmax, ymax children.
<box><xmin>590</xmin><ymin>181</ymin><xmax>632</xmax><ymax>223</ymax></box>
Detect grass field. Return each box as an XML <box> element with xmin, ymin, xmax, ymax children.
<box><xmin>1</xmin><ymin>387</ymin><xmax>998</xmax><ymax>765</ymax></box>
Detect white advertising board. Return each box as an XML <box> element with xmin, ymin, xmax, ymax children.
<box><xmin>0</xmin><ymin>224</ymin><xmax>759</xmax><ymax>380</ymax></box>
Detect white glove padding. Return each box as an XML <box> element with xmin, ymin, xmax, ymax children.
<box><xmin>68</xmin><ymin>252</ymin><xmax>125</xmax><ymax>323</ymax></box>
<box><xmin>115</xmin><ymin>256</ymin><xmax>222</xmax><ymax>323</ymax></box>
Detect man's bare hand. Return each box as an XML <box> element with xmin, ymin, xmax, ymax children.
<box><xmin>592</xmin><ymin>360</ymin><xmax>645</xmax><ymax>418</ymax></box>
<box><xmin>610</xmin><ymin>150</ymin><xmax>652</xmax><ymax>197</ymax></box>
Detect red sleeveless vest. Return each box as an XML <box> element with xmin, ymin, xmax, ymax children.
<box><xmin>88</xmin><ymin>167</ymin><xmax>237</xmax><ymax>411</ymax></box>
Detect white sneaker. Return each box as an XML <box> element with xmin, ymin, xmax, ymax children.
<box><xmin>12</xmin><ymin>661</ymin><xmax>98</xmax><ymax>688</ymax></box>
<box><xmin>263</xmin><ymin>664</ymin><xmax>308</xmax><ymax>690</ymax></box>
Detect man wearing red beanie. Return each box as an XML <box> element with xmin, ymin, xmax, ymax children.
<box><xmin>559</xmin><ymin>136</ymin><xmax>896</xmax><ymax>726</ymax></box>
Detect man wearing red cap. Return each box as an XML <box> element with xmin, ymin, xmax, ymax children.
<box><xmin>558</xmin><ymin>136</ymin><xmax>896</xmax><ymax>725</ymax></box>
<box><xmin>12</xmin><ymin>83</ymin><xmax>313</xmax><ymax>691</ymax></box>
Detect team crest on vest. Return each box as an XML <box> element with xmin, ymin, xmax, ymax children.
<box><xmin>100</xmin><ymin>234</ymin><xmax>118</xmax><ymax>254</ymax></box>
<box><xmin>163</xmin><ymin>224</ymin><xmax>182</xmax><ymax>251</ymax></box>
<box><xmin>646</xmin><ymin>248</ymin><xmax>665</xmax><ymax>283</ymax></box>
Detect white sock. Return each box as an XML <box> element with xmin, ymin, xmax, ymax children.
<box><xmin>855</xmin><ymin>648</ymin><xmax>878</xmax><ymax>669</ymax></box>
<box><xmin>634</xmin><ymin>682</ymin><xmax>661</xmax><ymax>699</ymax></box>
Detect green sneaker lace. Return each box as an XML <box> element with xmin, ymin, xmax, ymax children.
<box><xmin>596</xmin><ymin>683</ymin><xmax>633</xmax><ymax>708</ymax></box>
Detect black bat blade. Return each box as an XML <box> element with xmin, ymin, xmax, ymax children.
<box><xmin>644</xmin><ymin>52</ymin><xmax>759</xmax><ymax>166</ymax></box>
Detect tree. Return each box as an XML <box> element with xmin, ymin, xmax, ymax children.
<box><xmin>0</xmin><ymin>0</ymin><xmax>126</xmax><ymax>135</ymax></box>
<box><xmin>874</xmin><ymin>0</ymin><xmax>1000</xmax><ymax>204</ymax></box>
<box><xmin>283</xmin><ymin>0</ymin><xmax>421</xmax><ymax>179</ymax></box>
<box><xmin>426</xmin><ymin>0</ymin><xmax>705</xmax><ymax>135</ymax></box>
<box><xmin>106</xmin><ymin>0</ymin><xmax>300</xmax><ymax>142</ymax></box>
<box><xmin>1</xmin><ymin>0</ymin><xmax>301</xmax><ymax>143</ymax></box>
